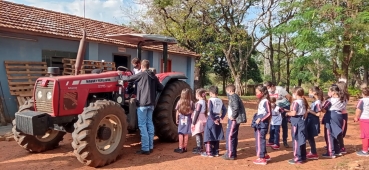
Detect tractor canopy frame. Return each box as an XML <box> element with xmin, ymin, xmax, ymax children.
<box><xmin>105</xmin><ymin>34</ymin><xmax>178</xmax><ymax>72</ymax></box>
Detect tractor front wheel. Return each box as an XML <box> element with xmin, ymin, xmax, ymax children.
<box><xmin>154</xmin><ymin>80</ymin><xmax>190</xmax><ymax>142</ymax></box>
<box><xmin>72</xmin><ymin>100</ymin><xmax>127</xmax><ymax>167</ymax></box>
<box><xmin>12</xmin><ymin>99</ymin><xmax>65</xmax><ymax>152</ymax></box>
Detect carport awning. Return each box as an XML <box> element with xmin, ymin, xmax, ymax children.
<box><xmin>105</xmin><ymin>34</ymin><xmax>178</xmax><ymax>45</ymax></box>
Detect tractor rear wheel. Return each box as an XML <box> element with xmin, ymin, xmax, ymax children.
<box><xmin>72</xmin><ymin>100</ymin><xmax>127</xmax><ymax>167</ymax></box>
<box><xmin>154</xmin><ymin>80</ymin><xmax>190</xmax><ymax>142</ymax></box>
<box><xmin>12</xmin><ymin>99</ymin><xmax>65</xmax><ymax>152</ymax></box>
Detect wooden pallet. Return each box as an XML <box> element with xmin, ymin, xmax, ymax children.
<box><xmin>16</xmin><ymin>93</ymin><xmax>33</xmax><ymax>107</ymax></box>
<box><xmin>62</xmin><ymin>58</ymin><xmax>116</xmax><ymax>75</ymax></box>
<box><xmin>4</xmin><ymin>61</ymin><xmax>47</xmax><ymax>96</ymax></box>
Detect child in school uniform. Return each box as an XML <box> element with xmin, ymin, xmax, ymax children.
<box><xmin>174</xmin><ymin>88</ymin><xmax>194</xmax><ymax>153</ymax></box>
<box><xmin>286</xmin><ymin>87</ymin><xmax>308</xmax><ymax>164</ymax></box>
<box><xmin>322</xmin><ymin>84</ymin><xmax>347</xmax><ymax>158</ymax></box>
<box><xmin>267</xmin><ymin>97</ymin><xmax>283</xmax><ymax>150</ymax></box>
<box><xmin>305</xmin><ymin>86</ymin><xmax>323</xmax><ymax>160</ymax></box>
<box><xmin>337</xmin><ymin>81</ymin><xmax>349</xmax><ymax>154</ymax></box>
<box><xmin>252</xmin><ymin>85</ymin><xmax>272</xmax><ymax>165</ymax></box>
<box><xmin>222</xmin><ymin>84</ymin><xmax>247</xmax><ymax>160</ymax></box>
<box><xmin>354</xmin><ymin>87</ymin><xmax>369</xmax><ymax>157</ymax></box>
<box><xmin>191</xmin><ymin>89</ymin><xmax>207</xmax><ymax>154</ymax></box>
<box><xmin>201</xmin><ymin>86</ymin><xmax>227</xmax><ymax>157</ymax></box>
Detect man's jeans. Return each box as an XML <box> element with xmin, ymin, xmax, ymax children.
<box><xmin>137</xmin><ymin>106</ymin><xmax>155</xmax><ymax>151</ymax></box>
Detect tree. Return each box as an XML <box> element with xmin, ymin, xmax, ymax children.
<box><xmin>213</xmin><ymin>55</ymin><xmax>230</xmax><ymax>95</ymax></box>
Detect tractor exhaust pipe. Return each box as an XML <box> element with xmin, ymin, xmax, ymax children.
<box><xmin>75</xmin><ymin>29</ymin><xmax>87</xmax><ymax>75</ymax></box>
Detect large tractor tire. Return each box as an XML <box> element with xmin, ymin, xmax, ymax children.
<box><xmin>12</xmin><ymin>99</ymin><xmax>66</xmax><ymax>152</ymax></box>
<box><xmin>72</xmin><ymin>100</ymin><xmax>127</xmax><ymax>167</ymax></box>
<box><xmin>154</xmin><ymin>80</ymin><xmax>190</xmax><ymax>142</ymax></box>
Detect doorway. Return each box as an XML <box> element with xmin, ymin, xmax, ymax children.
<box><xmin>113</xmin><ymin>55</ymin><xmax>129</xmax><ymax>70</ymax></box>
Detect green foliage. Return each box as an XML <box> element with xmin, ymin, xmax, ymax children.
<box><xmin>348</xmin><ymin>87</ymin><xmax>361</xmax><ymax>97</ymax></box>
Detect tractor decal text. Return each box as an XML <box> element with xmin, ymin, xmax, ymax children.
<box><xmin>80</xmin><ymin>77</ymin><xmax>119</xmax><ymax>84</ymax></box>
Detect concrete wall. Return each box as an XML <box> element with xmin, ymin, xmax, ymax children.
<box><xmin>0</xmin><ymin>31</ymin><xmax>195</xmax><ymax>119</ymax></box>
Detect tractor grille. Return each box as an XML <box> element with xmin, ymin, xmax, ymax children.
<box><xmin>35</xmin><ymin>80</ymin><xmax>54</xmax><ymax>113</ymax></box>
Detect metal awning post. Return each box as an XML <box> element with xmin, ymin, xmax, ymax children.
<box><xmin>137</xmin><ymin>41</ymin><xmax>143</xmax><ymax>60</ymax></box>
<box><xmin>163</xmin><ymin>42</ymin><xmax>168</xmax><ymax>73</ymax></box>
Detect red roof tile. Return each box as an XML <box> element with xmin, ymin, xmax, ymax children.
<box><xmin>0</xmin><ymin>0</ymin><xmax>199</xmax><ymax>57</ymax></box>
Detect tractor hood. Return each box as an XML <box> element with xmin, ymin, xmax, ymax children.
<box><xmin>36</xmin><ymin>71</ymin><xmax>121</xmax><ymax>85</ymax></box>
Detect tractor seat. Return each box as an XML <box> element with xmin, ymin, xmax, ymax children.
<box><xmin>91</xmin><ymin>69</ymin><xmax>103</xmax><ymax>74</ymax></box>
<box><xmin>149</xmin><ymin>68</ymin><xmax>156</xmax><ymax>74</ymax></box>
<box><xmin>117</xmin><ymin>66</ymin><xmax>129</xmax><ymax>71</ymax></box>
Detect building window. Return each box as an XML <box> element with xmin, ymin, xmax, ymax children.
<box><xmin>42</xmin><ymin>50</ymin><xmax>77</xmax><ymax>74</ymax></box>
<box><xmin>160</xmin><ymin>59</ymin><xmax>172</xmax><ymax>73</ymax></box>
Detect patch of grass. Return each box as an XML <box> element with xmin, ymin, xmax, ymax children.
<box><xmin>240</xmin><ymin>96</ymin><xmax>257</xmax><ymax>101</ymax></box>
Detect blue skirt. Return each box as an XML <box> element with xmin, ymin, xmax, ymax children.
<box><xmin>305</xmin><ymin>113</ymin><xmax>320</xmax><ymax>138</ymax></box>
<box><xmin>203</xmin><ymin>117</ymin><xmax>224</xmax><ymax>142</ymax></box>
<box><xmin>291</xmin><ymin>116</ymin><xmax>306</xmax><ymax>146</ymax></box>
<box><xmin>325</xmin><ymin>110</ymin><xmax>343</xmax><ymax>139</ymax></box>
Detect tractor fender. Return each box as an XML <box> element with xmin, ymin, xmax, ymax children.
<box><xmin>155</xmin><ymin>73</ymin><xmax>187</xmax><ymax>106</ymax></box>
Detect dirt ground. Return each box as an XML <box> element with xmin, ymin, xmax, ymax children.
<box><xmin>0</xmin><ymin>99</ymin><xmax>368</xmax><ymax>170</ymax></box>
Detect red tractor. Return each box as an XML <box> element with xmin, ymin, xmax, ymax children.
<box><xmin>12</xmin><ymin>31</ymin><xmax>190</xmax><ymax>167</ymax></box>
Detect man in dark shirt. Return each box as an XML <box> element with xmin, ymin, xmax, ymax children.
<box><xmin>122</xmin><ymin>60</ymin><xmax>163</xmax><ymax>155</ymax></box>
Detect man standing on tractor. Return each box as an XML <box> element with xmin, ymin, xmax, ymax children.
<box><xmin>131</xmin><ymin>58</ymin><xmax>141</xmax><ymax>74</ymax></box>
<box><xmin>122</xmin><ymin>59</ymin><xmax>164</xmax><ymax>155</ymax></box>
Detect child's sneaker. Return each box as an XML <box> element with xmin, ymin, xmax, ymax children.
<box><xmin>174</xmin><ymin>148</ymin><xmax>184</xmax><ymax>153</ymax></box>
<box><xmin>214</xmin><ymin>150</ymin><xmax>219</xmax><ymax>157</ymax></box>
<box><xmin>192</xmin><ymin>147</ymin><xmax>202</xmax><ymax>154</ymax></box>
<box><xmin>182</xmin><ymin>147</ymin><xmax>187</xmax><ymax>152</ymax></box>
<box><xmin>266</xmin><ymin>143</ymin><xmax>274</xmax><ymax>146</ymax></box>
<box><xmin>322</xmin><ymin>153</ymin><xmax>336</xmax><ymax>159</ymax></box>
<box><xmin>264</xmin><ymin>154</ymin><xmax>271</xmax><ymax>161</ymax></box>
<box><xmin>253</xmin><ymin>158</ymin><xmax>267</xmax><ymax>165</ymax></box>
<box><xmin>200</xmin><ymin>152</ymin><xmax>214</xmax><ymax>157</ymax></box>
<box><xmin>356</xmin><ymin>151</ymin><xmax>369</xmax><ymax>157</ymax></box>
<box><xmin>271</xmin><ymin>144</ymin><xmax>280</xmax><ymax>150</ymax></box>
<box><xmin>340</xmin><ymin>148</ymin><xmax>347</xmax><ymax>154</ymax></box>
<box><xmin>306</xmin><ymin>153</ymin><xmax>319</xmax><ymax>160</ymax></box>
<box><xmin>288</xmin><ymin>159</ymin><xmax>303</xmax><ymax>164</ymax></box>
<box><xmin>335</xmin><ymin>152</ymin><xmax>342</xmax><ymax>156</ymax></box>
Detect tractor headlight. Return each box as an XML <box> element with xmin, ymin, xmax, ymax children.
<box><xmin>46</xmin><ymin>91</ymin><xmax>52</xmax><ymax>100</ymax></box>
<box><xmin>118</xmin><ymin>80</ymin><xmax>124</xmax><ymax>85</ymax></box>
<box><xmin>37</xmin><ymin>91</ymin><xmax>43</xmax><ymax>99</ymax></box>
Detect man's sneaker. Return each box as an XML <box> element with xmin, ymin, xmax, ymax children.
<box><xmin>221</xmin><ymin>154</ymin><xmax>235</xmax><ymax>160</ymax></box>
<box><xmin>136</xmin><ymin>150</ymin><xmax>150</xmax><ymax>155</ymax></box>
<box><xmin>283</xmin><ymin>142</ymin><xmax>290</xmax><ymax>148</ymax></box>
<box><xmin>322</xmin><ymin>153</ymin><xmax>336</xmax><ymax>159</ymax></box>
<box><xmin>356</xmin><ymin>151</ymin><xmax>369</xmax><ymax>157</ymax></box>
<box><xmin>340</xmin><ymin>148</ymin><xmax>347</xmax><ymax>154</ymax></box>
<box><xmin>150</xmin><ymin>149</ymin><xmax>153</xmax><ymax>153</ymax></box>
<box><xmin>200</xmin><ymin>152</ymin><xmax>214</xmax><ymax>157</ymax></box>
<box><xmin>266</xmin><ymin>143</ymin><xmax>274</xmax><ymax>146</ymax></box>
<box><xmin>306</xmin><ymin>153</ymin><xmax>319</xmax><ymax>160</ymax></box>
<box><xmin>288</xmin><ymin>159</ymin><xmax>302</xmax><ymax>164</ymax></box>
<box><xmin>271</xmin><ymin>144</ymin><xmax>280</xmax><ymax>150</ymax></box>
<box><xmin>264</xmin><ymin>154</ymin><xmax>271</xmax><ymax>161</ymax></box>
<box><xmin>174</xmin><ymin>148</ymin><xmax>184</xmax><ymax>153</ymax></box>
<box><xmin>253</xmin><ymin>158</ymin><xmax>267</xmax><ymax>165</ymax></box>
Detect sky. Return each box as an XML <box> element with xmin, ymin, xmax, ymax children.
<box><xmin>6</xmin><ymin>0</ymin><xmax>143</xmax><ymax>25</ymax></box>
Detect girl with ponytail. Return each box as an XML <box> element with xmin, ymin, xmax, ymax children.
<box><xmin>252</xmin><ymin>85</ymin><xmax>272</xmax><ymax>165</ymax></box>
<box><xmin>191</xmin><ymin>89</ymin><xmax>207</xmax><ymax>154</ymax></box>
<box><xmin>286</xmin><ymin>87</ymin><xmax>308</xmax><ymax>164</ymax></box>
